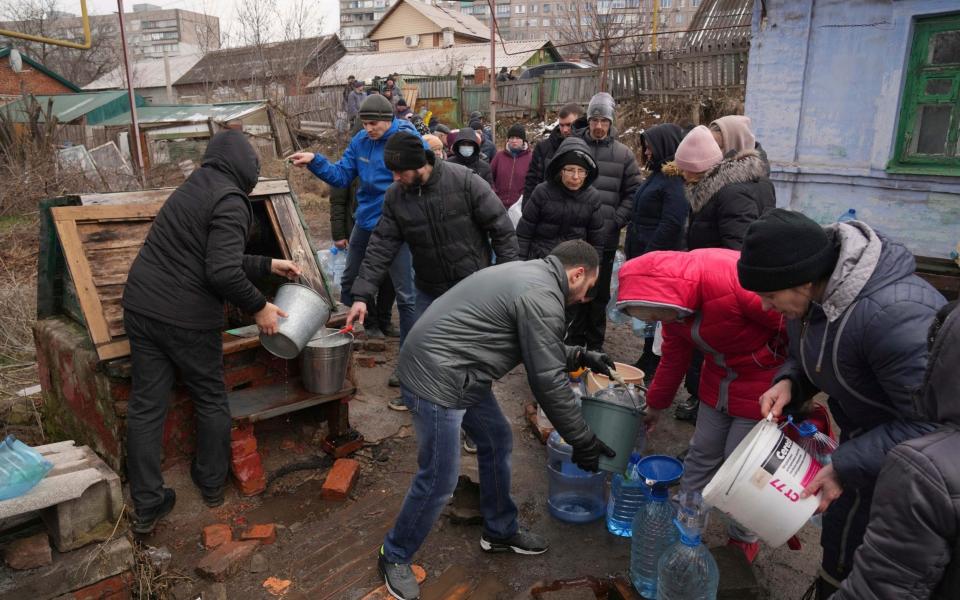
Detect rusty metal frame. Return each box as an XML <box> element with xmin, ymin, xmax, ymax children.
<box><xmin>0</xmin><ymin>0</ymin><xmax>92</xmax><ymax>50</ymax></box>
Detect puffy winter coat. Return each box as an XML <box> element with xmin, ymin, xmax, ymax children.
<box><xmin>616</xmin><ymin>249</ymin><xmax>786</xmax><ymax>419</ymax></box>
<box><xmin>123</xmin><ymin>130</ymin><xmax>273</xmax><ymax>330</ymax></box>
<box><xmin>490</xmin><ymin>146</ymin><xmax>532</xmax><ymax>208</ymax></box>
<box><xmin>396</xmin><ymin>256</ymin><xmax>596</xmax><ymax>448</ymax></box>
<box><xmin>626</xmin><ymin>124</ymin><xmax>687</xmax><ymax>258</ymax></box>
<box><xmin>522</xmin><ymin>116</ymin><xmax>588</xmax><ymax>200</ymax></box>
<box><xmin>352</xmin><ymin>152</ymin><xmax>519</xmax><ymax>302</ymax></box>
<box><xmin>833</xmin><ymin>302</ymin><xmax>960</xmax><ymax>600</ymax></box>
<box><xmin>575</xmin><ymin>126</ymin><xmax>643</xmax><ymax>249</ymax></box>
<box><xmin>684</xmin><ymin>151</ymin><xmax>775</xmax><ymax>250</ymax></box>
<box><xmin>516</xmin><ymin>137</ymin><xmax>605</xmax><ymax>260</ymax></box>
<box><xmin>307</xmin><ymin>118</ymin><xmax>422</xmax><ymax>231</ymax></box>
<box><xmin>447</xmin><ymin>127</ymin><xmax>494</xmax><ymax>185</ymax></box>
<box><xmin>775</xmin><ymin>221</ymin><xmax>946</xmax><ymax>490</ymax></box>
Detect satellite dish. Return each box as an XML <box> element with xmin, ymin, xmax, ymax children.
<box><xmin>9</xmin><ymin>48</ymin><xmax>22</xmax><ymax>73</ymax></box>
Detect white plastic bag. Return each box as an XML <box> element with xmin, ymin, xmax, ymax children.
<box><xmin>652</xmin><ymin>321</ymin><xmax>663</xmax><ymax>356</ymax></box>
<box><xmin>507</xmin><ymin>195</ymin><xmax>523</xmax><ymax>229</ymax></box>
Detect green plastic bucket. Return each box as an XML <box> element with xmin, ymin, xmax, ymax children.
<box><xmin>580</xmin><ymin>394</ymin><xmax>642</xmax><ymax>473</ymax></box>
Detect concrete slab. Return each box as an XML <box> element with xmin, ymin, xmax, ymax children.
<box><xmin>0</xmin><ymin>536</ymin><xmax>133</xmax><ymax>599</ymax></box>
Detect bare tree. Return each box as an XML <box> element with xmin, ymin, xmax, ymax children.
<box><xmin>556</xmin><ymin>3</ymin><xmax>626</xmax><ymax>65</ymax></box>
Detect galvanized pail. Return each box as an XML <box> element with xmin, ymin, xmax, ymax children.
<box><xmin>301</xmin><ymin>329</ymin><xmax>354</xmax><ymax>394</ymax></box>
<box><xmin>580</xmin><ymin>394</ymin><xmax>642</xmax><ymax>473</ymax></box>
<box><xmin>260</xmin><ymin>283</ymin><xmax>331</xmax><ymax>359</ymax></box>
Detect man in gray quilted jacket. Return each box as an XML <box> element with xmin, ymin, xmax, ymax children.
<box><xmin>376</xmin><ymin>240</ymin><xmax>617</xmax><ymax>600</ymax></box>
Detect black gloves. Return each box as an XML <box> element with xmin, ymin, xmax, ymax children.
<box><xmin>580</xmin><ymin>348</ymin><xmax>615</xmax><ymax>377</ymax></box>
<box><xmin>571</xmin><ymin>435</ymin><xmax>617</xmax><ymax>472</ymax></box>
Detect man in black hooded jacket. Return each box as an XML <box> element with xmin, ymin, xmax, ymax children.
<box><xmin>122</xmin><ymin>130</ymin><xmax>301</xmax><ymax>534</ymax></box>
<box><xmin>447</xmin><ymin>127</ymin><xmax>494</xmax><ymax>186</ymax></box>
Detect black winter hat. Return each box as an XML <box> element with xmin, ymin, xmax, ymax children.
<box><xmin>383</xmin><ymin>132</ymin><xmax>428</xmax><ymax>171</ymax></box>
<box><xmin>737</xmin><ymin>208</ymin><xmax>840</xmax><ymax>292</ymax></box>
<box><xmin>358</xmin><ymin>94</ymin><xmax>394</xmax><ymax>121</ymax></box>
<box><xmin>507</xmin><ymin>123</ymin><xmax>526</xmax><ymax>141</ymax></box>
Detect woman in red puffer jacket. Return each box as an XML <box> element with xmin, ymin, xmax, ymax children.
<box><xmin>616</xmin><ymin>248</ymin><xmax>787</xmax><ymax>562</ymax></box>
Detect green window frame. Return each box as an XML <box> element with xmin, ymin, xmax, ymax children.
<box><xmin>888</xmin><ymin>13</ymin><xmax>960</xmax><ymax>176</ymax></box>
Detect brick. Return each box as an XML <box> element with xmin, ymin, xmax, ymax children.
<box><xmin>202</xmin><ymin>524</ymin><xmax>233</xmax><ymax>549</ymax></box>
<box><xmin>231</xmin><ymin>423</ymin><xmax>255</xmax><ymax>442</ymax></box>
<box><xmin>321</xmin><ymin>458</ymin><xmax>359</xmax><ymax>501</ymax></box>
<box><xmin>196</xmin><ymin>540</ymin><xmax>259</xmax><ymax>582</ymax></box>
<box><xmin>263</xmin><ymin>577</ymin><xmax>292</xmax><ymax>596</ymax></box>
<box><xmin>72</xmin><ymin>572</ymin><xmax>133</xmax><ymax>600</ymax></box>
<box><xmin>4</xmin><ymin>532</ymin><xmax>52</xmax><ymax>570</ymax></box>
<box><xmin>231</xmin><ymin>450</ymin><xmax>266</xmax><ymax>496</ymax></box>
<box><xmin>356</xmin><ymin>354</ymin><xmax>376</xmax><ymax>368</ymax></box>
<box><xmin>241</xmin><ymin>524</ymin><xmax>276</xmax><ymax>545</ymax></box>
<box><xmin>231</xmin><ymin>435</ymin><xmax>258</xmax><ymax>457</ymax></box>
<box><xmin>363</xmin><ymin>339</ymin><xmax>387</xmax><ymax>352</ymax></box>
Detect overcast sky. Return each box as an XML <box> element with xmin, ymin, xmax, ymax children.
<box><xmin>79</xmin><ymin>0</ymin><xmax>340</xmax><ymax>43</ymax></box>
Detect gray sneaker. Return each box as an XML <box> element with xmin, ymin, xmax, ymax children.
<box><xmin>479</xmin><ymin>528</ymin><xmax>548</xmax><ymax>555</ymax></box>
<box><xmin>378</xmin><ymin>547</ymin><xmax>420</xmax><ymax>600</ymax></box>
<box><xmin>388</xmin><ymin>396</ymin><xmax>408</xmax><ymax>411</ymax></box>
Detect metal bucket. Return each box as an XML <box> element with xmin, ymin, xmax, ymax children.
<box><xmin>301</xmin><ymin>329</ymin><xmax>354</xmax><ymax>394</ymax></box>
<box><xmin>260</xmin><ymin>283</ymin><xmax>331</xmax><ymax>359</ymax></box>
<box><xmin>580</xmin><ymin>394</ymin><xmax>642</xmax><ymax>473</ymax></box>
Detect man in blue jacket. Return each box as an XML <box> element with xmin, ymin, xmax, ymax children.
<box><xmin>289</xmin><ymin>95</ymin><xmax>420</xmax><ymax>345</ymax></box>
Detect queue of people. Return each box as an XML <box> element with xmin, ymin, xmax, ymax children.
<box><xmin>121</xmin><ymin>87</ymin><xmax>954</xmax><ymax>600</ymax></box>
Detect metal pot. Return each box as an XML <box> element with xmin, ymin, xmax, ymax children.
<box><xmin>301</xmin><ymin>328</ymin><xmax>354</xmax><ymax>394</ymax></box>
<box><xmin>259</xmin><ymin>283</ymin><xmax>331</xmax><ymax>359</ymax></box>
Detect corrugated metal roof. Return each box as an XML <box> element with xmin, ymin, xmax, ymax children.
<box><xmin>0</xmin><ymin>47</ymin><xmax>80</xmax><ymax>92</ymax></box>
<box><xmin>175</xmin><ymin>36</ymin><xmax>344</xmax><ymax>86</ymax></box>
<box><xmin>83</xmin><ymin>52</ymin><xmax>203</xmax><ymax>91</ymax></box>
<box><xmin>369</xmin><ymin>0</ymin><xmax>489</xmax><ymax>41</ymax></box>
<box><xmin>96</xmin><ymin>101</ymin><xmax>266</xmax><ymax>126</ymax></box>
<box><xmin>0</xmin><ymin>90</ymin><xmax>145</xmax><ymax>124</ymax></box>
<box><xmin>310</xmin><ymin>40</ymin><xmax>558</xmax><ymax>88</ymax></box>
<box><xmin>684</xmin><ymin>0</ymin><xmax>752</xmax><ymax>47</ymax></box>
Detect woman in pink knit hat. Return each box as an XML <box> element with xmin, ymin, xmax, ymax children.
<box><xmin>666</xmin><ymin>124</ymin><xmax>776</xmax><ymax>421</ymax></box>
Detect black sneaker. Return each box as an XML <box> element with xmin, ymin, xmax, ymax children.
<box><xmin>480</xmin><ymin>528</ymin><xmax>548</xmax><ymax>555</ymax></box>
<box><xmin>378</xmin><ymin>546</ymin><xmax>420</xmax><ymax>599</ymax></box>
<box><xmin>131</xmin><ymin>488</ymin><xmax>176</xmax><ymax>535</ymax></box>
<box><xmin>190</xmin><ymin>465</ymin><xmax>225</xmax><ymax>508</ymax></box>
<box><xmin>388</xmin><ymin>370</ymin><xmax>400</xmax><ymax>387</ymax></box>
<box><xmin>674</xmin><ymin>395</ymin><xmax>699</xmax><ymax>422</ymax></box>
<box><xmin>364</xmin><ymin>326</ymin><xmax>385</xmax><ymax>339</ymax></box>
<box><xmin>381</xmin><ymin>324</ymin><xmax>401</xmax><ymax>338</ymax></box>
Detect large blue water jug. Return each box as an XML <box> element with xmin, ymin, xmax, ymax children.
<box><xmin>547</xmin><ymin>431</ymin><xmax>605</xmax><ymax>523</ymax></box>
<box><xmin>630</xmin><ymin>455</ymin><xmax>684</xmax><ymax>599</ymax></box>
<box><xmin>0</xmin><ymin>435</ymin><xmax>53</xmax><ymax>500</ymax></box>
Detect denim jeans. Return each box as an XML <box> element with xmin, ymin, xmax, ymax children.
<box><xmin>382</xmin><ymin>385</ymin><xmax>519</xmax><ymax>563</ymax></box>
<box><xmin>413</xmin><ymin>287</ymin><xmax>438</xmax><ymax>322</ymax></box>
<box><xmin>340</xmin><ymin>224</ymin><xmax>416</xmax><ymax>346</ymax></box>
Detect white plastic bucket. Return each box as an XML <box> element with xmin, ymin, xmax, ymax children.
<box><xmin>703</xmin><ymin>418</ymin><xmax>822</xmax><ymax>547</ymax></box>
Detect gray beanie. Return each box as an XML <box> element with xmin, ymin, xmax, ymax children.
<box><xmin>587</xmin><ymin>92</ymin><xmax>616</xmax><ymax>123</ymax></box>
<box><xmin>359</xmin><ymin>94</ymin><xmax>395</xmax><ymax>121</ymax></box>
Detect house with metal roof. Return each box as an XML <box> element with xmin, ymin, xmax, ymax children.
<box><xmin>367</xmin><ymin>0</ymin><xmax>490</xmax><ymax>53</ymax></box>
<box><xmin>1</xmin><ymin>90</ymin><xmax>145</xmax><ymax>125</ymax></box>
<box><xmin>83</xmin><ymin>51</ymin><xmax>203</xmax><ymax>105</ymax></box>
<box><xmin>0</xmin><ymin>47</ymin><xmax>80</xmax><ymax>102</ymax></box>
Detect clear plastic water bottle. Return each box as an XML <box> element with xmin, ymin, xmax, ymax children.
<box><xmin>0</xmin><ymin>435</ymin><xmax>54</xmax><ymax>500</ymax></box>
<box><xmin>631</xmin><ymin>463</ymin><xmax>683</xmax><ymax>598</ymax></box>
<box><xmin>607</xmin><ymin>250</ymin><xmax>629</xmax><ymax>324</ymax></box>
<box><xmin>631</xmin><ymin>317</ymin><xmax>647</xmax><ymax>337</ymax></box>
<box><xmin>547</xmin><ymin>431</ymin><xmax>606</xmax><ymax>523</ymax></box>
<box><xmin>606</xmin><ymin>453</ymin><xmax>647</xmax><ymax>537</ymax></box>
<box><xmin>657</xmin><ymin>492</ymin><xmax>719</xmax><ymax>600</ymax></box>
<box><xmin>789</xmin><ymin>417</ymin><xmax>838</xmax><ymax>529</ymax></box>
<box><xmin>837</xmin><ymin>208</ymin><xmax>857</xmax><ymax>222</ymax></box>
<box><xmin>317</xmin><ymin>246</ymin><xmax>348</xmax><ymax>298</ymax></box>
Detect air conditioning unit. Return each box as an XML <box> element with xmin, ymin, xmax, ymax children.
<box><xmin>441</xmin><ymin>27</ymin><xmax>454</xmax><ymax>48</ymax></box>
<box><xmin>404</xmin><ymin>34</ymin><xmax>420</xmax><ymax>48</ymax></box>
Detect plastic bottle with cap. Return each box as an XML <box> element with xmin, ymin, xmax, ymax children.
<box><xmin>630</xmin><ymin>455</ymin><xmax>685</xmax><ymax>598</ymax></box>
<box><xmin>607</xmin><ymin>250</ymin><xmax>629</xmax><ymax>324</ymax></box>
<box><xmin>656</xmin><ymin>491</ymin><xmax>719</xmax><ymax>600</ymax></box>
<box><xmin>606</xmin><ymin>452</ymin><xmax>647</xmax><ymax>537</ymax></box>
<box><xmin>837</xmin><ymin>208</ymin><xmax>857</xmax><ymax>223</ymax></box>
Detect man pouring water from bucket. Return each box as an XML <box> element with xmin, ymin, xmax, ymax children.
<box><xmin>376</xmin><ymin>240</ymin><xmax>617</xmax><ymax>600</ymax></box>
<box><xmin>736</xmin><ymin>208</ymin><xmax>945</xmax><ymax>599</ymax></box>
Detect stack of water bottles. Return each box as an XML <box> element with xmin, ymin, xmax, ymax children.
<box><xmin>317</xmin><ymin>246</ymin><xmax>348</xmax><ymax>300</ymax></box>
<box><xmin>628</xmin><ymin>454</ymin><xmax>684</xmax><ymax>599</ymax></box>
<box><xmin>656</xmin><ymin>492</ymin><xmax>720</xmax><ymax>600</ymax></box>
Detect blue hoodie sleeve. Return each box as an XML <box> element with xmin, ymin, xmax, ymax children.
<box><xmin>307</xmin><ymin>137</ymin><xmax>359</xmax><ymax>189</ymax></box>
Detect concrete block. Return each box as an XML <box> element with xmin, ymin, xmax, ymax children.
<box><xmin>0</xmin><ymin>441</ymin><xmax>125</xmax><ymax>553</ymax></box>
<box><xmin>4</xmin><ymin>531</ymin><xmax>52</xmax><ymax>570</ymax></box>
<box><xmin>196</xmin><ymin>540</ymin><xmax>259</xmax><ymax>582</ymax></box>
<box><xmin>1</xmin><ymin>536</ymin><xmax>133</xmax><ymax>599</ymax></box>
<box><xmin>202</xmin><ymin>524</ymin><xmax>232</xmax><ymax>549</ymax></box>
<box><xmin>321</xmin><ymin>458</ymin><xmax>359</xmax><ymax>501</ymax></box>
<box><xmin>711</xmin><ymin>545</ymin><xmax>760</xmax><ymax>600</ymax></box>
<box><xmin>241</xmin><ymin>524</ymin><xmax>276</xmax><ymax>545</ymax></box>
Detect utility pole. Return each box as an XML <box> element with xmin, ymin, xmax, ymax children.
<box><xmin>117</xmin><ymin>0</ymin><xmax>145</xmax><ymax>187</ymax></box>
<box><xmin>652</xmin><ymin>0</ymin><xmax>660</xmax><ymax>52</ymax></box>
<box><xmin>488</xmin><ymin>10</ymin><xmax>496</xmax><ymax>147</ymax></box>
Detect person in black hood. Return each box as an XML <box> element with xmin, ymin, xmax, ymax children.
<box><xmin>523</xmin><ymin>102</ymin><xmax>586</xmax><ymax>201</ymax></box>
<box><xmin>122</xmin><ymin>130</ymin><xmax>301</xmax><ymax>534</ymax></box>
<box><xmin>447</xmin><ymin>127</ymin><xmax>494</xmax><ymax>186</ymax></box>
<box><xmin>516</xmin><ymin>136</ymin><xmax>605</xmax><ymax>260</ymax></box>
<box><xmin>625</xmin><ymin>123</ymin><xmax>687</xmax><ymax>382</ymax></box>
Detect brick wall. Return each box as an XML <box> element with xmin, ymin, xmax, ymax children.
<box><xmin>0</xmin><ymin>55</ymin><xmax>75</xmax><ymax>96</ymax></box>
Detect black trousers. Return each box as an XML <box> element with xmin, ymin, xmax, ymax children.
<box><xmin>566</xmin><ymin>248</ymin><xmax>615</xmax><ymax>351</ymax></box>
<box><xmin>684</xmin><ymin>349</ymin><xmax>704</xmax><ymax>397</ymax></box>
<box><xmin>124</xmin><ymin>309</ymin><xmax>231</xmax><ymax>514</ymax></box>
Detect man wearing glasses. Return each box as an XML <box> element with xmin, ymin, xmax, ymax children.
<box><xmin>522</xmin><ymin>102</ymin><xmax>586</xmax><ymax>201</ymax></box>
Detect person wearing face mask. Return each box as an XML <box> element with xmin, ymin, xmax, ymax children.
<box><xmin>616</xmin><ymin>248</ymin><xmax>788</xmax><ymax>564</ymax></box>
<box><xmin>489</xmin><ymin>124</ymin><xmax>533</xmax><ymax>209</ymax></box>
<box><xmin>516</xmin><ymin>136</ymin><xmax>604</xmax><ymax>260</ymax></box>
<box><xmin>447</xmin><ymin>127</ymin><xmax>494</xmax><ymax>186</ymax></box>
<box><xmin>377</xmin><ymin>240</ymin><xmax>616</xmax><ymax>600</ymax></box>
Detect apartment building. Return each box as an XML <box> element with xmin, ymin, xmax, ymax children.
<box><xmin>340</xmin><ymin>0</ymin><xmax>397</xmax><ymax>50</ymax></box>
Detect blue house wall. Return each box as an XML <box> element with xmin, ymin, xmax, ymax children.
<box><xmin>745</xmin><ymin>0</ymin><xmax>960</xmax><ymax>258</ymax></box>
